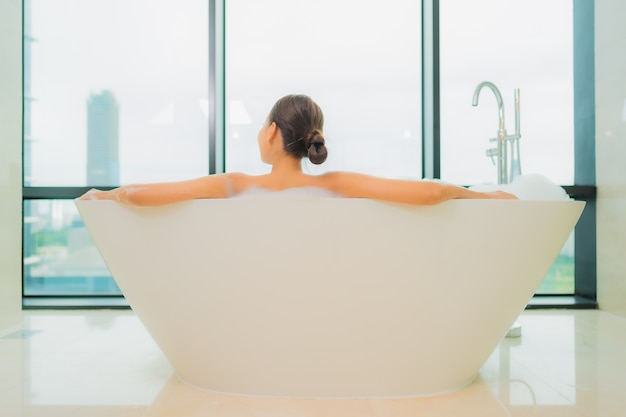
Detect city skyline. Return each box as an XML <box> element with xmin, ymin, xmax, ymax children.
<box><xmin>87</xmin><ymin>90</ymin><xmax>120</xmax><ymax>186</ymax></box>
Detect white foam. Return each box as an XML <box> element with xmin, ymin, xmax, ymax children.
<box><xmin>233</xmin><ymin>186</ymin><xmax>340</xmax><ymax>199</ymax></box>
<box><xmin>469</xmin><ymin>174</ymin><xmax>570</xmax><ymax>201</ymax></box>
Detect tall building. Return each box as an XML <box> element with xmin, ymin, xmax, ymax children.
<box><xmin>87</xmin><ymin>90</ymin><xmax>120</xmax><ymax>185</ymax></box>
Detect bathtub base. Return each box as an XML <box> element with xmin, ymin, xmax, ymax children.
<box><xmin>175</xmin><ymin>373</ymin><xmax>479</xmax><ymax>400</ymax></box>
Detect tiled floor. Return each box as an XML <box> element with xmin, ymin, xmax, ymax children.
<box><xmin>1</xmin><ymin>309</ymin><xmax>625</xmax><ymax>416</ymax></box>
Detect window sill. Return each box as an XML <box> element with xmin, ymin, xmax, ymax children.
<box><xmin>526</xmin><ymin>295</ymin><xmax>597</xmax><ymax>309</ymax></box>
<box><xmin>23</xmin><ymin>296</ymin><xmax>130</xmax><ymax>310</ymax></box>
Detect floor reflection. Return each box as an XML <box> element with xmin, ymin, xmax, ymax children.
<box><xmin>0</xmin><ymin>310</ymin><xmax>625</xmax><ymax>416</ymax></box>
<box><xmin>142</xmin><ymin>375</ymin><xmax>510</xmax><ymax>417</ymax></box>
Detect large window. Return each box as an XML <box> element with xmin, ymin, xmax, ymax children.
<box><xmin>23</xmin><ymin>200</ymin><xmax>118</xmax><ymax>296</ymax></box>
<box><xmin>26</xmin><ymin>0</ymin><xmax>209</xmax><ymax>186</ymax></box>
<box><xmin>439</xmin><ymin>0</ymin><xmax>574</xmax><ymax>186</ymax></box>
<box><xmin>225</xmin><ymin>0</ymin><xmax>422</xmax><ymax>178</ymax></box>
<box><xmin>439</xmin><ymin>0</ymin><xmax>577</xmax><ymax>294</ymax></box>
<box><xmin>23</xmin><ymin>0</ymin><xmax>209</xmax><ymax>297</ymax></box>
<box><xmin>23</xmin><ymin>0</ymin><xmax>593</xmax><ymax>303</ymax></box>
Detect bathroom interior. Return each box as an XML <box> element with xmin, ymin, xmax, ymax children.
<box><xmin>1</xmin><ymin>0</ymin><xmax>625</xmax><ymax>416</ymax></box>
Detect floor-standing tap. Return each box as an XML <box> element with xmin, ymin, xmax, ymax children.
<box><xmin>472</xmin><ymin>82</ymin><xmax>522</xmax><ymax>185</ymax></box>
<box><xmin>472</xmin><ymin>82</ymin><xmax>508</xmax><ymax>184</ymax></box>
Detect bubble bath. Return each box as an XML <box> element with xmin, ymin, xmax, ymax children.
<box><xmin>469</xmin><ymin>174</ymin><xmax>570</xmax><ymax>201</ymax></box>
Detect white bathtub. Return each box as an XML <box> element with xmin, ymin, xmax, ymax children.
<box><xmin>75</xmin><ymin>197</ymin><xmax>584</xmax><ymax>398</ymax></box>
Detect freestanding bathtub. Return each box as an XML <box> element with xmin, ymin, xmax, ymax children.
<box><xmin>75</xmin><ymin>197</ymin><xmax>584</xmax><ymax>398</ymax></box>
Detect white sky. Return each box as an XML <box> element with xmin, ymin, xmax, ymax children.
<box><xmin>28</xmin><ymin>0</ymin><xmax>574</xmax><ymax>186</ymax></box>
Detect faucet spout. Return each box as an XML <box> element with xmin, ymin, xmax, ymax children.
<box><xmin>472</xmin><ymin>81</ymin><xmax>505</xmax><ymax>136</ymax></box>
<box><xmin>472</xmin><ymin>81</ymin><xmax>508</xmax><ymax>184</ymax></box>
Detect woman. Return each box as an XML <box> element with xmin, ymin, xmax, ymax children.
<box><xmin>80</xmin><ymin>94</ymin><xmax>517</xmax><ymax>206</ymax></box>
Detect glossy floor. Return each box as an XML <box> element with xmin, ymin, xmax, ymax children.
<box><xmin>1</xmin><ymin>309</ymin><xmax>625</xmax><ymax>416</ymax></box>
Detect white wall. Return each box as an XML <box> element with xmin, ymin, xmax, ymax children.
<box><xmin>596</xmin><ymin>0</ymin><xmax>626</xmax><ymax>317</ymax></box>
<box><xmin>0</xmin><ymin>0</ymin><xmax>23</xmax><ymax>332</ymax></box>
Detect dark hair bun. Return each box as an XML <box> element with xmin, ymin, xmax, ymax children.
<box><xmin>303</xmin><ymin>130</ymin><xmax>328</xmax><ymax>164</ymax></box>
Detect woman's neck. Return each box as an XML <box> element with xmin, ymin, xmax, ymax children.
<box><xmin>270</xmin><ymin>154</ymin><xmax>303</xmax><ymax>176</ymax></box>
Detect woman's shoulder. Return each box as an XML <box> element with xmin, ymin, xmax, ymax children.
<box><xmin>221</xmin><ymin>172</ymin><xmax>262</xmax><ymax>195</ymax></box>
<box><xmin>317</xmin><ymin>171</ymin><xmax>374</xmax><ymax>188</ymax></box>
<box><xmin>223</xmin><ymin>171</ymin><xmax>371</xmax><ymax>196</ymax></box>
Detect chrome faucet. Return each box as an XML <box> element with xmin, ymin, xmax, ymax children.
<box><xmin>472</xmin><ymin>81</ymin><xmax>521</xmax><ymax>184</ymax></box>
<box><xmin>510</xmin><ymin>89</ymin><xmax>522</xmax><ymax>181</ymax></box>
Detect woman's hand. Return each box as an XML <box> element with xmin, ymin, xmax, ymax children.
<box><xmin>486</xmin><ymin>190</ymin><xmax>518</xmax><ymax>200</ymax></box>
<box><xmin>77</xmin><ymin>188</ymin><xmax>115</xmax><ymax>201</ymax></box>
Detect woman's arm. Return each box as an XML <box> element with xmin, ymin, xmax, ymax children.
<box><xmin>322</xmin><ymin>172</ymin><xmax>517</xmax><ymax>205</ymax></box>
<box><xmin>78</xmin><ymin>173</ymin><xmax>244</xmax><ymax>206</ymax></box>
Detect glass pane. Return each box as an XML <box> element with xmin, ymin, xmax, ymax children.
<box><xmin>536</xmin><ymin>232</ymin><xmax>575</xmax><ymax>294</ymax></box>
<box><xmin>225</xmin><ymin>0</ymin><xmax>422</xmax><ymax>178</ymax></box>
<box><xmin>26</xmin><ymin>0</ymin><xmax>210</xmax><ymax>186</ymax></box>
<box><xmin>24</xmin><ymin>200</ymin><xmax>120</xmax><ymax>296</ymax></box>
<box><xmin>439</xmin><ymin>0</ymin><xmax>574</xmax><ymax>185</ymax></box>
